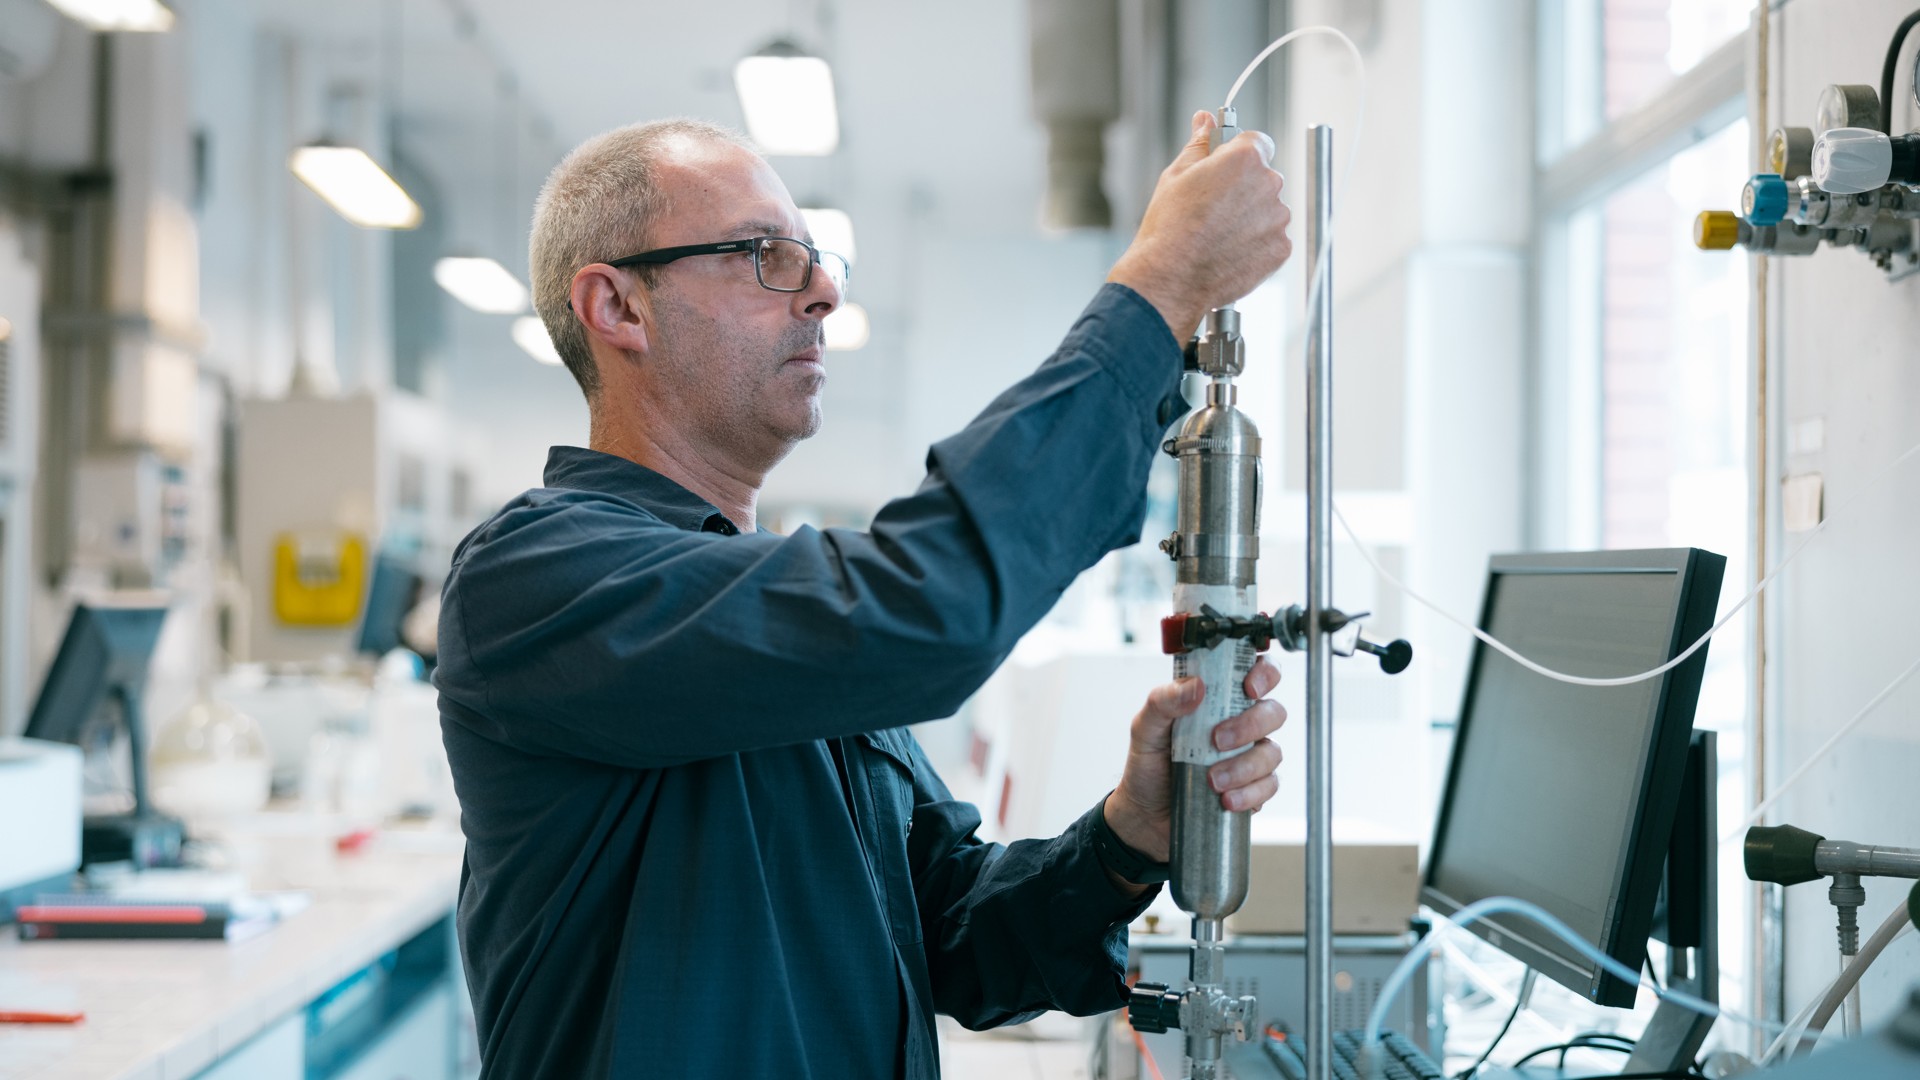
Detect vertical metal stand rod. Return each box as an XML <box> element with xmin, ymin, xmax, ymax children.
<box><xmin>1304</xmin><ymin>123</ymin><xmax>1335</xmax><ymax>1080</ymax></box>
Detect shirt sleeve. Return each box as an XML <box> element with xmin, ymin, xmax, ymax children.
<box><xmin>436</xmin><ymin>284</ymin><xmax>1185</xmax><ymax>769</ymax></box>
<box><xmin>904</xmin><ymin>739</ymin><xmax>1157</xmax><ymax>1027</ymax></box>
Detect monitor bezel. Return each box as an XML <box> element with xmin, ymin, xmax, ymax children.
<box><xmin>1419</xmin><ymin>547</ymin><xmax>1725</xmax><ymax>1008</ymax></box>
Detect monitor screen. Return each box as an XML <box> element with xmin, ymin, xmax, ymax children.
<box><xmin>24</xmin><ymin>603</ymin><xmax>168</xmax><ymax>749</ymax></box>
<box><xmin>1422</xmin><ymin>548</ymin><xmax>1723</xmax><ymax>1007</ymax></box>
<box><xmin>356</xmin><ymin>554</ymin><xmax>423</xmax><ymax>656</ymax></box>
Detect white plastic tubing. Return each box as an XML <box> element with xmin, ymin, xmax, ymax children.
<box><xmin>1359</xmin><ymin>897</ymin><xmax>1792</xmax><ymax>1080</ymax></box>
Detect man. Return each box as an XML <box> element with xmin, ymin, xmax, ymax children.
<box><xmin>436</xmin><ymin>110</ymin><xmax>1293</xmax><ymax>1077</ymax></box>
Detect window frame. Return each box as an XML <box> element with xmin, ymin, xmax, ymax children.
<box><xmin>1527</xmin><ymin>1</ymin><xmax>1762</xmax><ymax>1050</ymax></box>
<box><xmin>1530</xmin><ymin>21</ymin><xmax>1746</xmax><ymax>550</ymax></box>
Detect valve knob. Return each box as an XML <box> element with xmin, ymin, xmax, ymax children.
<box><xmin>1742</xmin><ymin>173</ymin><xmax>1789</xmax><ymax>226</ymax></box>
<box><xmin>1356</xmin><ymin>636</ymin><xmax>1413</xmax><ymax>675</ymax></box>
<box><xmin>1128</xmin><ymin>982</ymin><xmax>1183</xmax><ymax>1034</ymax></box>
<box><xmin>1693</xmin><ymin>211</ymin><xmax>1743</xmax><ymax>251</ymax></box>
<box><xmin>1813</xmin><ymin>127</ymin><xmax>1895</xmax><ymax>195</ymax></box>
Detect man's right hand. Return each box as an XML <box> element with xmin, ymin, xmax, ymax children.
<box><xmin>1107</xmin><ymin>110</ymin><xmax>1293</xmax><ymax>340</ymax></box>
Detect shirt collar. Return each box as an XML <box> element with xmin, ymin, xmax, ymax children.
<box><xmin>542</xmin><ymin>446</ymin><xmax>743</xmax><ymax>535</ymax></box>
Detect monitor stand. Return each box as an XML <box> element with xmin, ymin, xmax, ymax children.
<box><xmin>1485</xmin><ymin>733</ymin><xmax>1719</xmax><ymax>1079</ymax></box>
<box><xmin>1619</xmin><ymin>731</ymin><xmax>1718</xmax><ymax>1073</ymax></box>
<box><xmin>82</xmin><ymin>684</ymin><xmax>185</xmax><ymax>869</ymax></box>
<box><xmin>81</xmin><ymin>813</ymin><xmax>185</xmax><ymax>868</ymax></box>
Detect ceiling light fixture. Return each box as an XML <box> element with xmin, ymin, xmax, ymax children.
<box><xmin>735</xmin><ymin>40</ymin><xmax>840</xmax><ymax>156</ymax></box>
<box><xmin>825</xmin><ymin>303</ymin><xmax>870</xmax><ymax>351</ymax></box>
<box><xmin>512</xmin><ymin>316</ymin><xmax>564</xmax><ymax>366</ymax></box>
<box><xmin>800</xmin><ymin>208</ymin><xmax>856</xmax><ymax>266</ymax></box>
<box><xmin>434</xmin><ymin>256</ymin><xmax>528</xmax><ymax>314</ymax></box>
<box><xmin>289</xmin><ymin>143</ymin><xmax>422</xmax><ymax>230</ymax></box>
<box><xmin>44</xmin><ymin>0</ymin><xmax>175</xmax><ymax>32</ymax></box>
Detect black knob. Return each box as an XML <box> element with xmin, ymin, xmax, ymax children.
<box><xmin>1357</xmin><ymin>637</ymin><xmax>1413</xmax><ymax>675</ymax></box>
<box><xmin>1127</xmin><ymin>982</ymin><xmax>1183</xmax><ymax>1034</ymax></box>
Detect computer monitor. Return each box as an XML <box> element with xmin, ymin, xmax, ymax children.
<box><xmin>1422</xmin><ymin>548</ymin><xmax>1724</xmax><ymax>1014</ymax></box>
<box><xmin>24</xmin><ymin>601</ymin><xmax>183</xmax><ymax>867</ymax></box>
<box><xmin>356</xmin><ymin>553</ymin><xmax>423</xmax><ymax>656</ymax></box>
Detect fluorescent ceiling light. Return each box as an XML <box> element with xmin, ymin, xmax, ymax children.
<box><xmin>435</xmin><ymin>257</ymin><xmax>529</xmax><ymax>314</ymax></box>
<box><xmin>45</xmin><ymin>0</ymin><xmax>175</xmax><ymax>31</ymax></box>
<box><xmin>289</xmin><ymin>144</ymin><xmax>422</xmax><ymax>230</ymax></box>
<box><xmin>825</xmin><ymin>303</ymin><xmax>869</xmax><ymax>351</ymax></box>
<box><xmin>800</xmin><ymin>208</ymin><xmax>856</xmax><ymax>266</ymax></box>
<box><xmin>512</xmin><ymin>316</ymin><xmax>564</xmax><ymax>366</ymax></box>
<box><xmin>735</xmin><ymin>43</ymin><xmax>840</xmax><ymax>156</ymax></box>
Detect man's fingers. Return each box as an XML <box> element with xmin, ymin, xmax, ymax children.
<box><xmin>1130</xmin><ymin>677</ymin><xmax>1205</xmax><ymax>753</ymax></box>
<box><xmin>1221</xmin><ymin>773</ymin><xmax>1281</xmax><ymax>813</ymax></box>
<box><xmin>1168</xmin><ymin>110</ymin><xmax>1218</xmax><ymax>172</ymax></box>
<box><xmin>1229</xmin><ymin>128</ymin><xmax>1276</xmax><ymax>168</ymax></box>
<box><xmin>1244</xmin><ymin>657</ymin><xmax>1281</xmax><ymax>699</ymax></box>
<box><xmin>1209</xmin><ymin>737</ymin><xmax>1282</xmax><ymax>793</ymax></box>
<box><xmin>1135</xmin><ymin>677</ymin><xmax>1204</xmax><ymax>731</ymax></box>
<box><xmin>1213</xmin><ymin>699</ymin><xmax>1287</xmax><ymax>752</ymax></box>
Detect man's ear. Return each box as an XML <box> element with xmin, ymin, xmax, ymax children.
<box><xmin>569</xmin><ymin>265</ymin><xmax>654</xmax><ymax>358</ymax></box>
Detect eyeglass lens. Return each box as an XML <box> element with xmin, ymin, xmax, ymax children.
<box><xmin>759</xmin><ymin>238</ymin><xmax>849</xmax><ymax>295</ymax></box>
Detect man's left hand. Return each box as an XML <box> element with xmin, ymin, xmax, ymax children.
<box><xmin>1104</xmin><ymin>659</ymin><xmax>1287</xmax><ymax>864</ymax></box>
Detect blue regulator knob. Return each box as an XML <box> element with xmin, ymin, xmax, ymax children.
<box><xmin>1741</xmin><ymin>173</ymin><xmax>1789</xmax><ymax>227</ymax></box>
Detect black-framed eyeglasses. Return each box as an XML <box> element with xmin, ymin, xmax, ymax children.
<box><xmin>607</xmin><ymin>236</ymin><xmax>850</xmax><ymax>297</ymax></box>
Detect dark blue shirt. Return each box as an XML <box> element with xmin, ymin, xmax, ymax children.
<box><xmin>435</xmin><ymin>284</ymin><xmax>1187</xmax><ymax>1078</ymax></box>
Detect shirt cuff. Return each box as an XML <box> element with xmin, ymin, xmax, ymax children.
<box><xmin>1072</xmin><ymin>283</ymin><xmax>1189</xmax><ymax>432</ymax></box>
<box><xmin>1063</xmin><ymin>801</ymin><xmax>1163</xmax><ymax>926</ymax></box>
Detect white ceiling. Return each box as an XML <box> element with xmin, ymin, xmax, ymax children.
<box><xmin>235</xmin><ymin>0</ymin><xmax>1058</xmax><ymax>241</ymax></box>
<box><xmin>224</xmin><ymin>0</ymin><xmax>1083</xmax><ymax>509</ymax></box>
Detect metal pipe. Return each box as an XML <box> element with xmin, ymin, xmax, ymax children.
<box><xmin>1304</xmin><ymin>122</ymin><xmax>1335</xmax><ymax>1080</ymax></box>
<box><xmin>1816</xmin><ymin>840</ymin><xmax>1920</xmax><ymax>879</ymax></box>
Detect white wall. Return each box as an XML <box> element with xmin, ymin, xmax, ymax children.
<box><xmin>1768</xmin><ymin>0</ymin><xmax>1920</xmax><ymax>1031</ymax></box>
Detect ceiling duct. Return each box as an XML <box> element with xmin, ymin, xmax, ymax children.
<box><xmin>1029</xmin><ymin>0</ymin><xmax>1121</xmax><ymax>229</ymax></box>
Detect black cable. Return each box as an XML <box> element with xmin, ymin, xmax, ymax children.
<box><xmin>1507</xmin><ymin>1038</ymin><xmax>1632</xmax><ymax>1071</ymax></box>
<box><xmin>1453</xmin><ymin>970</ymin><xmax>1535</xmax><ymax>1079</ymax></box>
<box><xmin>1559</xmin><ymin>1072</ymin><xmax>1702</xmax><ymax>1080</ymax></box>
<box><xmin>1880</xmin><ymin>8</ymin><xmax>1920</xmax><ymax>134</ymax></box>
<box><xmin>1560</xmin><ymin>1039</ymin><xmax>1633</xmax><ymax>1071</ymax></box>
<box><xmin>1563</xmin><ymin>1030</ymin><xmax>1637</xmax><ymax>1048</ymax></box>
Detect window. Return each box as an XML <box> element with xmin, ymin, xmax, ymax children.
<box><xmin>1545</xmin><ymin>0</ymin><xmax>1755</xmax><ymax>156</ymax></box>
<box><xmin>1602</xmin><ymin>0</ymin><xmax>1754</xmax><ymax>122</ymax></box>
<box><xmin>1531</xmin><ymin>2</ymin><xmax>1756</xmax><ymax>1058</ymax></box>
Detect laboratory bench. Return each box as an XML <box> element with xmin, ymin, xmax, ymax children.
<box><xmin>0</xmin><ymin>813</ymin><xmax>471</xmax><ymax>1080</ymax></box>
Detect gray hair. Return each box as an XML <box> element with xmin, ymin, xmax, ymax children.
<box><xmin>528</xmin><ymin>118</ymin><xmax>751</xmax><ymax>401</ymax></box>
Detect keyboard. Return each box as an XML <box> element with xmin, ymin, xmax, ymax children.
<box><xmin>1260</xmin><ymin>1029</ymin><xmax>1446</xmax><ymax>1080</ymax></box>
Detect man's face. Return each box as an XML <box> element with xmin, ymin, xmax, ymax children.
<box><xmin>635</xmin><ymin>139</ymin><xmax>841</xmax><ymax>462</ymax></box>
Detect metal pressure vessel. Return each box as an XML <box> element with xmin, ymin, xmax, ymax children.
<box><xmin>1164</xmin><ymin>308</ymin><xmax>1260</xmax><ymax>921</ymax></box>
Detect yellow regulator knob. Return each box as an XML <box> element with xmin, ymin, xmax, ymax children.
<box><xmin>1694</xmin><ymin>211</ymin><xmax>1742</xmax><ymax>251</ymax></box>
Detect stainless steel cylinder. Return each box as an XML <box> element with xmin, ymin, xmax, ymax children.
<box><xmin>1167</xmin><ymin>372</ymin><xmax>1260</xmax><ymax>920</ymax></box>
<box><xmin>1304</xmin><ymin>122</ymin><xmax>1336</xmax><ymax>1080</ymax></box>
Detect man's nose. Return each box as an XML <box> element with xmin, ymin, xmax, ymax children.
<box><xmin>797</xmin><ymin>262</ymin><xmax>841</xmax><ymax>317</ymax></box>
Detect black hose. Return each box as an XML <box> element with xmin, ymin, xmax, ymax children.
<box><xmin>1879</xmin><ymin>8</ymin><xmax>1920</xmax><ymax>134</ymax></box>
<box><xmin>1508</xmin><ymin>1037</ymin><xmax>1634</xmax><ymax>1071</ymax></box>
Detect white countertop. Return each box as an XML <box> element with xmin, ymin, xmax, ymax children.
<box><xmin>0</xmin><ymin>813</ymin><xmax>465</xmax><ymax>1080</ymax></box>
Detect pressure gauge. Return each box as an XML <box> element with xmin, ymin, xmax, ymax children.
<box><xmin>1768</xmin><ymin>127</ymin><xmax>1815</xmax><ymax>179</ymax></box>
<box><xmin>1815</xmin><ymin>84</ymin><xmax>1881</xmax><ymax>135</ymax></box>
